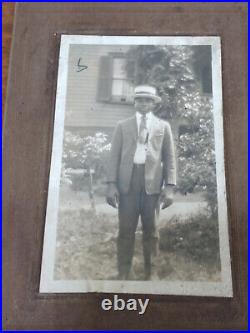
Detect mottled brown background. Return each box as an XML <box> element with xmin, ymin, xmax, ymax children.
<box><xmin>2</xmin><ymin>3</ymin><xmax>247</xmax><ymax>330</ymax></box>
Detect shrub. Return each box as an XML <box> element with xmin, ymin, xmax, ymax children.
<box><xmin>61</xmin><ymin>130</ymin><xmax>111</xmax><ymax>191</ymax></box>
<box><xmin>159</xmin><ymin>213</ymin><xmax>221</xmax><ymax>270</ymax></box>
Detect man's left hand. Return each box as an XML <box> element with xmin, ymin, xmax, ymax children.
<box><xmin>160</xmin><ymin>186</ymin><xmax>174</xmax><ymax>209</ymax></box>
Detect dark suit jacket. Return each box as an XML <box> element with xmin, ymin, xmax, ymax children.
<box><xmin>107</xmin><ymin>114</ymin><xmax>177</xmax><ymax>194</ymax></box>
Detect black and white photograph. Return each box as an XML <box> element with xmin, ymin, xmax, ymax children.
<box><xmin>40</xmin><ymin>35</ymin><xmax>232</xmax><ymax>296</ymax></box>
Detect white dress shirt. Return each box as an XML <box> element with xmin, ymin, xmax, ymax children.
<box><xmin>133</xmin><ymin>112</ymin><xmax>153</xmax><ymax>164</ymax></box>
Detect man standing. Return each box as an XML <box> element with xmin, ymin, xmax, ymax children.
<box><xmin>106</xmin><ymin>85</ymin><xmax>176</xmax><ymax>280</ymax></box>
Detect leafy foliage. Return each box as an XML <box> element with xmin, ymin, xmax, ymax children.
<box><xmin>61</xmin><ymin>130</ymin><xmax>111</xmax><ymax>190</ymax></box>
<box><xmin>177</xmin><ymin>97</ymin><xmax>218</xmax><ymax>215</ymax></box>
<box><xmin>159</xmin><ymin>213</ymin><xmax>221</xmax><ymax>270</ymax></box>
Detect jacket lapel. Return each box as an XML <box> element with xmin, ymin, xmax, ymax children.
<box><xmin>127</xmin><ymin>115</ymin><xmax>138</xmax><ymax>141</ymax></box>
<box><xmin>149</xmin><ymin>115</ymin><xmax>164</xmax><ymax>138</ymax></box>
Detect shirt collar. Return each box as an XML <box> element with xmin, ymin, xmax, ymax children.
<box><xmin>136</xmin><ymin>111</ymin><xmax>152</xmax><ymax>122</ymax></box>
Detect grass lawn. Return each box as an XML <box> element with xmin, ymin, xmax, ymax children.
<box><xmin>54</xmin><ymin>207</ymin><xmax>221</xmax><ymax>282</ymax></box>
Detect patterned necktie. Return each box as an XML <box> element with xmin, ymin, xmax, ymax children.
<box><xmin>138</xmin><ymin>115</ymin><xmax>148</xmax><ymax>144</ymax></box>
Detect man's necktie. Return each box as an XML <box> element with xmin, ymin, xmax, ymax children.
<box><xmin>138</xmin><ymin>115</ymin><xmax>148</xmax><ymax>144</ymax></box>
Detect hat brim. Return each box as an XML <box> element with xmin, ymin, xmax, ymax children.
<box><xmin>134</xmin><ymin>93</ymin><xmax>161</xmax><ymax>103</ymax></box>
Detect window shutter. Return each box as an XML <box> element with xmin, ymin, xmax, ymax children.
<box><xmin>97</xmin><ymin>55</ymin><xmax>113</xmax><ymax>102</ymax></box>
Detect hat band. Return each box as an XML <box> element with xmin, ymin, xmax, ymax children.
<box><xmin>135</xmin><ymin>93</ymin><xmax>157</xmax><ymax>97</ymax></box>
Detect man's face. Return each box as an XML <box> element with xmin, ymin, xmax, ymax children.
<box><xmin>134</xmin><ymin>97</ymin><xmax>155</xmax><ymax>115</ymax></box>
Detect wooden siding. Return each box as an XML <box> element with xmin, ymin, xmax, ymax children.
<box><xmin>65</xmin><ymin>44</ymin><xmax>134</xmax><ymax>128</ymax></box>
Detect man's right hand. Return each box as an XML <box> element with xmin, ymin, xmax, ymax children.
<box><xmin>106</xmin><ymin>183</ymin><xmax>119</xmax><ymax>208</ymax></box>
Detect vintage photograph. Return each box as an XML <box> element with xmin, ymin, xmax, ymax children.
<box><xmin>40</xmin><ymin>35</ymin><xmax>232</xmax><ymax>296</ymax></box>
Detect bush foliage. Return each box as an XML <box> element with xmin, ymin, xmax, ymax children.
<box><xmin>61</xmin><ymin>131</ymin><xmax>111</xmax><ymax>190</ymax></box>
<box><xmin>159</xmin><ymin>213</ymin><xmax>221</xmax><ymax>271</ymax></box>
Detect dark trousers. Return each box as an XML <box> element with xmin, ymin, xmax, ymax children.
<box><xmin>117</xmin><ymin>164</ymin><xmax>159</xmax><ymax>279</ymax></box>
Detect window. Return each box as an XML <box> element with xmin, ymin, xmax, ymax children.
<box><xmin>97</xmin><ymin>54</ymin><xmax>134</xmax><ymax>104</ymax></box>
<box><xmin>111</xmin><ymin>57</ymin><xmax>134</xmax><ymax>103</ymax></box>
